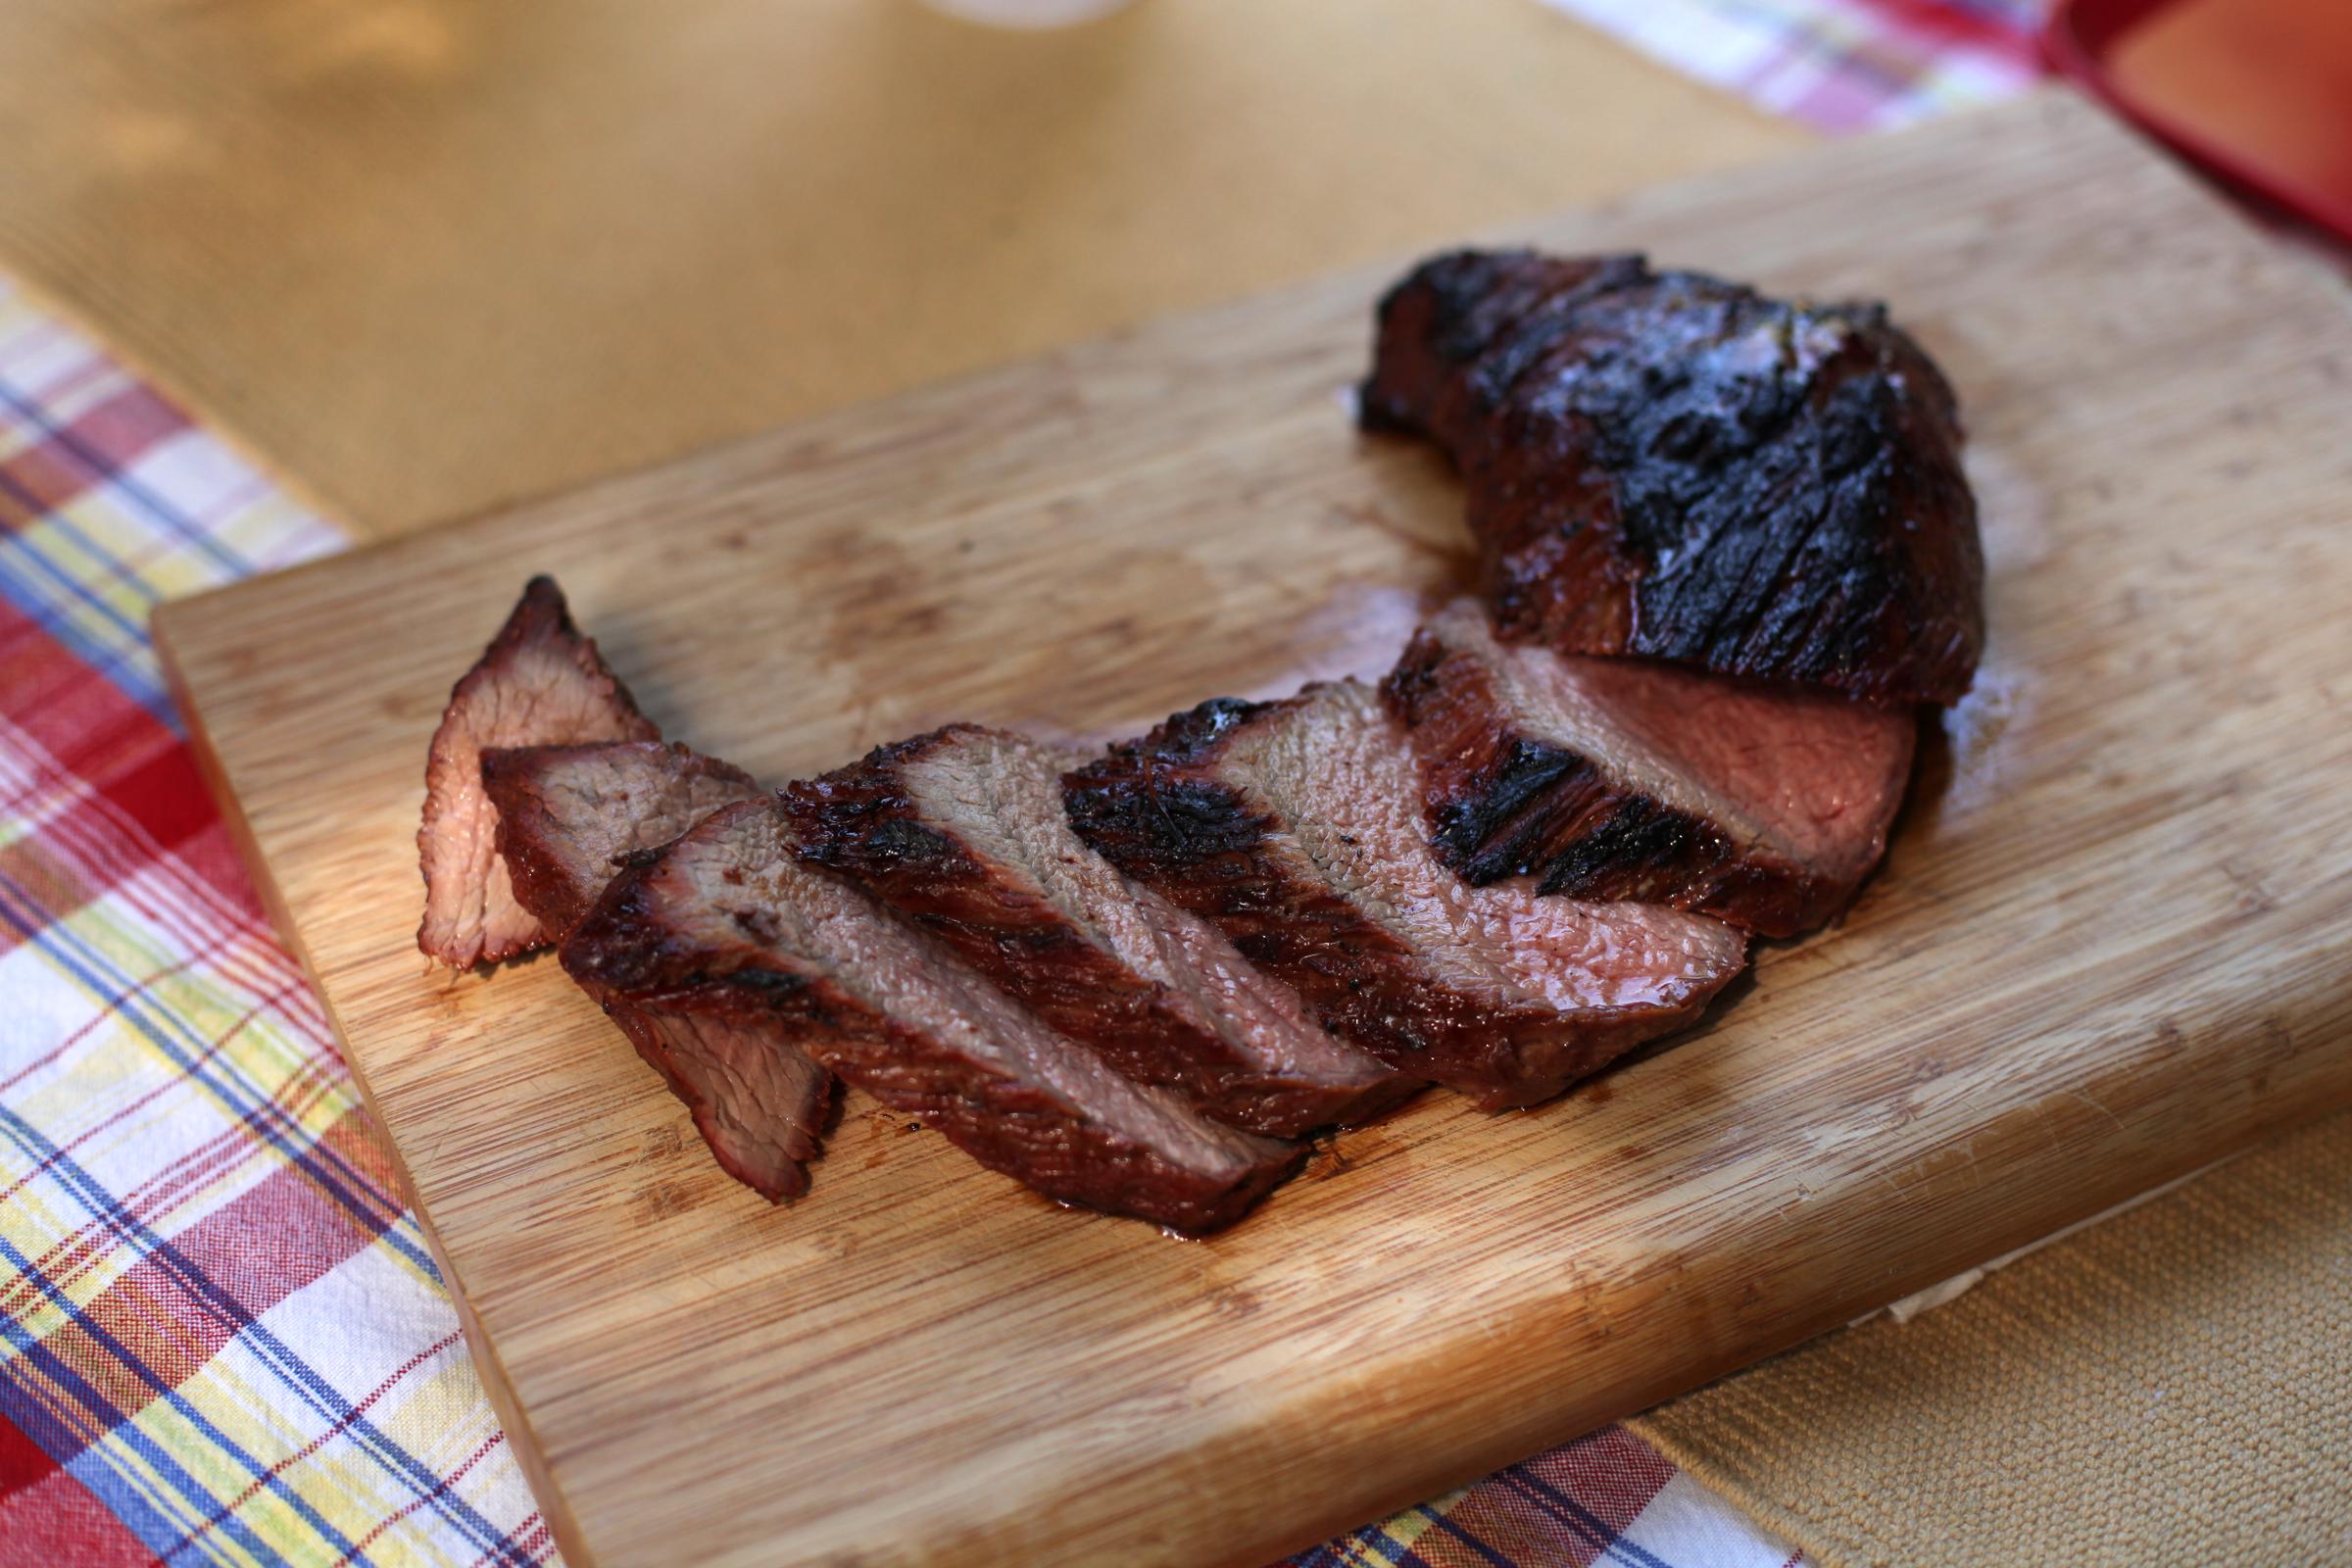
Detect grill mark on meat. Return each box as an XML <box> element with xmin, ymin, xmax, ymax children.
<box><xmin>563</xmin><ymin>800</ymin><xmax>1298</xmax><ymax>1232</ymax></box>
<box><xmin>784</xmin><ymin>725</ymin><xmax>1410</xmax><ymax>1138</ymax></box>
<box><xmin>1359</xmin><ymin>253</ymin><xmax>1648</xmax><ymax>438</ymax></box>
<box><xmin>1384</xmin><ymin>601</ymin><xmax>1916</xmax><ymax>937</ymax></box>
<box><xmin>1065</xmin><ymin>681</ymin><xmax>1748</xmax><ymax>1110</ymax></box>
<box><xmin>478</xmin><ymin>737</ymin><xmax>829</xmax><ymax>1201</ymax></box>
<box><xmin>1360</xmin><ymin>250</ymin><xmax>1984</xmax><ymax>706</ymax></box>
<box><xmin>417</xmin><ymin>576</ymin><xmax>659</xmax><ymax>966</ymax></box>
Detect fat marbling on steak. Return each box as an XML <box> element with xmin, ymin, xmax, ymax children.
<box><xmin>785</xmin><ymin>724</ymin><xmax>1410</xmax><ymax>1138</ymax></box>
<box><xmin>480</xmin><ymin>739</ymin><xmax>828</xmax><ymax>1201</ymax></box>
<box><xmin>1384</xmin><ymin>601</ymin><xmax>1915</xmax><ymax>938</ymax></box>
<box><xmin>563</xmin><ymin>799</ymin><xmax>1299</xmax><ymax>1233</ymax></box>
<box><xmin>1359</xmin><ymin>251</ymin><xmax>1983</xmax><ymax>706</ymax></box>
<box><xmin>1064</xmin><ymin>680</ymin><xmax>1747</xmax><ymax>1110</ymax></box>
<box><xmin>416</xmin><ymin>576</ymin><xmax>658</xmax><ymax>966</ymax></box>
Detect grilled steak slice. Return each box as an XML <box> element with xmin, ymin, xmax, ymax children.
<box><xmin>1385</xmin><ymin>601</ymin><xmax>1916</xmax><ymax>938</ymax></box>
<box><xmin>784</xmin><ymin>725</ymin><xmax>1408</xmax><ymax>1138</ymax></box>
<box><xmin>482</xmin><ymin>740</ymin><xmax>763</xmax><ymax>934</ymax></box>
<box><xmin>417</xmin><ymin>576</ymin><xmax>659</xmax><ymax>966</ymax></box>
<box><xmin>604</xmin><ymin>1002</ymin><xmax>829</xmax><ymax>1203</ymax></box>
<box><xmin>478</xmin><ymin>738</ymin><xmax>826</xmax><ymax>1201</ymax></box>
<box><xmin>564</xmin><ymin>800</ymin><xmax>1299</xmax><ymax>1232</ymax></box>
<box><xmin>1065</xmin><ymin>681</ymin><xmax>1747</xmax><ymax>1109</ymax></box>
<box><xmin>1360</xmin><ymin>250</ymin><xmax>1983</xmax><ymax>706</ymax></box>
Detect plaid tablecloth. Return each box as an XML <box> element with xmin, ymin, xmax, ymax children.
<box><xmin>1544</xmin><ymin>0</ymin><xmax>2044</xmax><ymax>131</ymax></box>
<box><xmin>0</xmin><ymin>3</ymin><xmax>2047</xmax><ymax>1562</ymax></box>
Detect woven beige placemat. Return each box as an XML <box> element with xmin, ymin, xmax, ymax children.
<box><xmin>0</xmin><ymin>0</ymin><xmax>1794</xmax><ymax>539</ymax></box>
<box><xmin>1632</xmin><ymin>1108</ymin><xmax>2352</xmax><ymax>1565</ymax></box>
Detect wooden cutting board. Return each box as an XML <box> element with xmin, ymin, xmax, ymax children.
<box><xmin>154</xmin><ymin>91</ymin><xmax>2352</xmax><ymax>1568</ymax></box>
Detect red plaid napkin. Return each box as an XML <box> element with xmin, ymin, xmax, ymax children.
<box><xmin>0</xmin><ymin>283</ymin><xmax>552</xmax><ymax>1566</ymax></box>
<box><xmin>1544</xmin><ymin>0</ymin><xmax>2047</xmax><ymax>132</ymax></box>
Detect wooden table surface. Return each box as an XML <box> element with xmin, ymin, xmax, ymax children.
<box><xmin>0</xmin><ymin>0</ymin><xmax>1801</xmax><ymax>537</ymax></box>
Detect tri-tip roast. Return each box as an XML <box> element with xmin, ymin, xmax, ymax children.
<box><xmin>425</xmin><ymin>245</ymin><xmax>1984</xmax><ymax>1230</ymax></box>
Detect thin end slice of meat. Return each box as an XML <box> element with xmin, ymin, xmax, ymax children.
<box><xmin>1065</xmin><ymin>680</ymin><xmax>1748</xmax><ymax>1110</ymax></box>
<box><xmin>562</xmin><ymin>800</ymin><xmax>1299</xmax><ymax>1233</ymax></box>
<box><xmin>1385</xmin><ymin>600</ymin><xmax>1916</xmax><ymax>938</ymax></box>
<box><xmin>1360</xmin><ymin>250</ymin><xmax>1984</xmax><ymax>706</ymax></box>
<box><xmin>478</xmin><ymin>737</ymin><xmax>828</xmax><ymax>1201</ymax></box>
<box><xmin>783</xmin><ymin>725</ymin><xmax>1411</xmax><ymax>1138</ymax></box>
<box><xmin>417</xmin><ymin>576</ymin><xmax>659</xmax><ymax>966</ymax></box>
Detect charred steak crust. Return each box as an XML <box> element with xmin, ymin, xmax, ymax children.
<box><xmin>784</xmin><ymin>726</ymin><xmax>1408</xmax><ymax>1139</ymax></box>
<box><xmin>416</xmin><ymin>575</ymin><xmax>660</xmax><ymax>966</ymax></box>
<box><xmin>1382</xmin><ymin>614</ymin><xmax>1913</xmax><ymax>937</ymax></box>
<box><xmin>1360</xmin><ymin>250</ymin><xmax>1984</xmax><ymax>706</ymax></box>
<box><xmin>1061</xmin><ymin>701</ymin><xmax>1517</xmax><ymax>1098</ymax></box>
<box><xmin>1063</xmin><ymin>691</ymin><xmax>1743</xmax><ymax>1109</ymax></box>
<box><xmin>1358</xmin><ymin>251</ymin><xmax>1650</xmax><ymax>437</ymax></box>
<box><xmin>1389</xmin><ymin>626</ymin><xmax>1739</xmax><ymax>896</ymax></box>
<box><xmin>564</xmin><ymin>801</ymin><xmax>1298</xmax><ymax>1233</ymax></box>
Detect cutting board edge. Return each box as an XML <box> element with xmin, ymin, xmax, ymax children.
<box><xmin>1217</xmin><ymin>1080</ymin><xmax>2352</xmax><ymax>1568</ymax></box>
<box><xmin>153</xmin><ymin>606</ymin><xmax>611</xmax><ymax>1568</ymax></box>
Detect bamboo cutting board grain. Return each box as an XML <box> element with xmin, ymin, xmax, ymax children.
<box><xmin>155</xmin><ymin>93</ymin><xmax>2352</xmax><ymax>1568</ymax></box>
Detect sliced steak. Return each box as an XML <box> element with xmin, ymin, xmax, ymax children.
<box><xmin>564</xmin><ymin>800</ymin><xmax>1298</xmax><ymax>1233</ymax></box>
<box><xmin>605</xmin><ymin>1002</ymin><xmax>829</xmax><ymax>1203</ymax></box>
<box><xmin>784</xmin><ymin>725</ymin><xmax>1409</xmax><ymax>1138</ymax></box>
<box><xmin>482</xmin><ymin>740</ymin><xmax>764</xmax><ymax>933</ymax></box>
<box><xmin>1385</xmin><ymin>601</ymin><xmax>1916</xmax><ymax>937</ymax></box>
<box><xmin>1065</xmin><ymin>681</ymin><xmax>1748</xmax><ymax>1109</ymax></box>
<box><xmin>417</xmin><ymin>576</ymin><xmax>658</xmax><ymax>966</ymax></box>
<box><xmin>1360</xmin><ymin>250</ymin><xmax>1983</xmax><ymax>706</ymax></box>
<box><xmin>477</xmin><ymin>738</ymin><xmax>827</xmax><ymax>1201</ymax></box>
